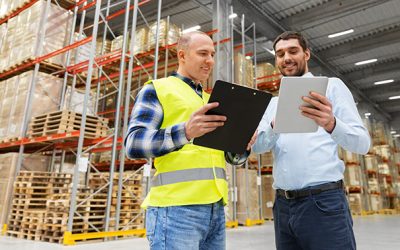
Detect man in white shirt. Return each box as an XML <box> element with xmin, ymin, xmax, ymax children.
<box><xmin>253</xmin><ymin>31</ymin><xmax>370</xmax><ymax>250</ymax></box>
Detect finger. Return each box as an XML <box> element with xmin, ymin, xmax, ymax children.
<box><xmin>202</xmin><ymin>121</ymin><xmax>225</xmax><ymax>128</ymax></box>
<box><xmin>310</xmin><ymin>92</ymin><xmax>331</xmax><ymax>106</ymax></box>
<box><xmin>302</xmin><ymin>96</ymin><xmax>323</xmax><ymax>110</ymax></box>
<box><xmin>195</xmin><ymin>102</ymin><xmax>219</xmax><ymax>115</ymax></box>
<box><xmin>202</xmin><ymin>114</ymin><xmax>227</xmax><ymax>122</ymax></box>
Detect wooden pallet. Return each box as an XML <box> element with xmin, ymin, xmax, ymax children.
<box><xmin>27</xmin><ymin>110</ymin><xmax>109</xmax><ymax>137</ymax></box>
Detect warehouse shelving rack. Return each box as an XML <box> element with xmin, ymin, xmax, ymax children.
<box><xmin>0</xmin><ymin>0</ymin><xmax>160</xmax><ymax>243</ymax></box>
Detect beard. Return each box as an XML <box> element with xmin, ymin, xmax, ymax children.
<box><xmin>279</xmin><ymin>64</ymin><xmax>306</xmax><ymax>77</ymax></box>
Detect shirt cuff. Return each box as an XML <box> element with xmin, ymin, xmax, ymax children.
<box><xmin>252</xmin><ymin>122</ymin><xmax>278</xmax><ymax>153</ymax></box>
<box><xmin>330</xmin><ymin>117</ymin><xmax>346</xmax><ymax>143</ymax></box>
<box><xmin>172</xmin><ymin>122</ymin><xmax>190</xmax><ymax>147</ymax></box>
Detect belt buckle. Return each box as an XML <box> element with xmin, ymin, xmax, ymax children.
<box><xmin>284</xmin><ymin>190</ymin><xmax>295</xmax><ymax>199</ymax></box>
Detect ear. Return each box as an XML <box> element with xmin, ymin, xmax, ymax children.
<box><xmin>177</xmin><ymin>49</ymin><xmax>185</xmax><ymax>62</ymax></box>
<box><xmin>304</xmin><ymin>48</ymin><xmax>311</xmax><ymax>62</ymax></box>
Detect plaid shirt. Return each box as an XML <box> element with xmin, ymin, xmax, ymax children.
<box><xmin>125</xmin><ymin>73</ymin><xmax>203</xmax><ymax>159</ymax></box>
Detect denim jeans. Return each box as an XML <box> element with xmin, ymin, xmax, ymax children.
<box><xmin>145</xmin><ymin>200</ymin><xmax>225</xmax><ymax>250</ymax></box>
<box><xmin>273</xmin><ymin>188</ymin><xmax>356</xmax><ymax>250</ymax></box>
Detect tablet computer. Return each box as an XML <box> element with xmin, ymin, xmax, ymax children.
<box><xmin>193</xmin><ymin>80</ymin><xmax>272</xmax><ymax>154</ymax></box>
<box><xmin>273</xmin><ymin>76</ymin><xmax>328</xmax><ymax>133</ymax></box>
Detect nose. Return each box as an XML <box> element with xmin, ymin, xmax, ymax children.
<box><xmin>283</xmin><ymin>52</ymin><xmax>291</xmax><ymax>62</ymax></box>
<box><xmin>206</xmin><ymin>54</ymin><xmax>214</xmax><ymax>64</ymax></box>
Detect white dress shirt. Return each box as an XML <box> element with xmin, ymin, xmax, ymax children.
<box><xmin>253</xmin><ymin>72</ymin><xmax>371</xmax><ymax>190</ymax></box>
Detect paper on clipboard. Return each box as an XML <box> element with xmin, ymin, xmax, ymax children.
<box><xmin>193</xmin><ymin>80</ymin><xmax>272</xmax><ymax>154</ymax></box>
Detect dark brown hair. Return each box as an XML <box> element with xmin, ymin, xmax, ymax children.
<box><xmin>273</xmin><ymin>31</ymin><xmax>309</xmax><ymax>52</ymax></box>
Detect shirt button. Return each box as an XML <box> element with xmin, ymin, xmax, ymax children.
<box><xmin>283</xmin><ymin>148</ymin><xmax>288</xmax><ymax>153</ymax></box>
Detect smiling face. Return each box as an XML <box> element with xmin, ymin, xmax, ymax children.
<box><xmin>177</xmin><ymin>33</ymin><xmax>215</xmax><ymax>83</ymax></box>
<box><xmin>275</xmin><ymin>38</ymin><xmax>310</xmax><ymax>76</ymax></box>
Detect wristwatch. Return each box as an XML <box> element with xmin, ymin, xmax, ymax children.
<box><xmin>225</xmin><ymin>150</ymin><xmax>250</xmax><ymax>166</ymax></box>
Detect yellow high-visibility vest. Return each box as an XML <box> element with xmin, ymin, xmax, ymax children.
<box><xmin>141</xmin><ymin>76</ymin><xmax>228</xmax><ymax>208</ymax></box>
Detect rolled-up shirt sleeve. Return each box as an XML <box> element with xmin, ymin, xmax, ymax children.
<box><xmin>252</xmin><ymin>98</ymin><xmax>279</xmax><ymax>153</ymax></box>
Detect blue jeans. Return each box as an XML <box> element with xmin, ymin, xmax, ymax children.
<box><xmin>145</xmin><ymin>200</ymin><xmax>225</xmax><ymax>250</ymax></box>
<box><xmin>273</xmin><ymin>188</ymin><xmax>356</xmax><ymax>250</ymax></box>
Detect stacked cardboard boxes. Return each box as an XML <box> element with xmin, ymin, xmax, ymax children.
<box><xmin>0</xmin><ymin>0</ymin><xmax>72</xmax><ymax>72</ymax></box>
<box><xmin>0</xmin><ymin>71</ymin><xmax>63</xmax><ymax>141</ymax></box>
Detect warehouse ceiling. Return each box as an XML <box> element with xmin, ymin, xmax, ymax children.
<box><xmin>83</xmin><ymin>0</ymin><xmax>400</xmax><ymax>134</ymax></box>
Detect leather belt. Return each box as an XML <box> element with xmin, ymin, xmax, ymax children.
<box><xmin>276</xmin><ymin>180</ymin><xmax>344</xmax><ymax>200</ymax></box>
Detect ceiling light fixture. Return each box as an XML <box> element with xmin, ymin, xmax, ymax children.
<box><xmin>266</xmin><ymin>48</ymin><xmax>275</xmax><ymax>55</ymax></box>
<box><xmin>355</xmin><ymin>59</ymin><xmax>377</xmax><ymax>66</ymax></box>
<box><xmin>374</xmin><ymin>79</ymin><xmax>394</xmax><ymax>85</ymax></box>
<box><xmin>229</xmin><ymin>13</ymin><xmax>237</xmax><ymax>19</ymax></box>
<box><xmin>394</xmin><ymin>134</ymin><xmax>400</xmax><ymax>138</ymax></box>
<box><xmin>388</xmin><ymin>96</ymin><xmax>400</xmax><ymax>100</ymax></box>
<box><xmin>328</xmin><ymin>29</ymin><xmax>354</xmax><ymax>38</ymax></box>
<box><xmin>364</xmin><ymin>112</ymin><xmax>371</xmax><ymax>117</ymax></box>
<box><xmin>391</xmin><ymin>131</ymin><xmax>396</xmax><ymax>134</ymax></box>
<box><xmin>182</xmin><ymin>25</ymin><xmax>201</xmax><ymax>34</ymax></box>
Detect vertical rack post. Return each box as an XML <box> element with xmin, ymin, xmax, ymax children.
<box><xmin>115</xmin><ymin>0</ymin><xmax>140</xmax><ymax>231</ymax></box>
<box><xmin>105</xmin><ymin>0</ymin><xmax>132</xmax><ymax>232</ymax></box>
<box><xmin>67</xmin><ymin>0</ymin><xmax>103</xmax><ymax>233</ymax></box>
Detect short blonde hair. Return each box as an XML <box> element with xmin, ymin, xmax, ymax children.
<box><xmin>177</xmin><ymin>31</ymin><xmax>211</xmax><ymax>51</ymax></box>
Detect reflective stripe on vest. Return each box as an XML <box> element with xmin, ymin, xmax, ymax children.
<box><xmin>152</xmin><ymin>167</ymin><xmax>226</xmax><ymax>187</ymax></box>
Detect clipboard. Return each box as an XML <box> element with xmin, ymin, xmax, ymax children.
<box><xmin>273</xmin><ymin>76</ymin><xmax>328</xmax><ymax>133</ymax></box>
<box><xmin>193</xmin><ymin>80</ymin><xmax>272</xmax><ymax>154</ymax></box>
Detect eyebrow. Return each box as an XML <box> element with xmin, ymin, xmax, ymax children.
<box><xmin>275</xmin><ymin>46</ymin><xmax>300</xmax><ymax>53</ymax></box>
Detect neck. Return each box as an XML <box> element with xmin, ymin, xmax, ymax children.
<box><xmin>176</xmin><ymin>69</ymin><xmax>199</xmax><ymax>85</ymax></box>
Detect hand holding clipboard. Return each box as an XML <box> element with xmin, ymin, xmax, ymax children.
<box><xmin>193</xmin><ymin>80</ymin><xmax>273</xmax><ymax>154</ymax></box>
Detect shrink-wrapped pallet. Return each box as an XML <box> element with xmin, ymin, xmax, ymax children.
<box><xmin>260</xmin><ymin>151</ymin><xmax>273</xmax><ymax>167</ymax></box>
<box><xmin>344</xmin><ymin>164</ymin><xmax>362</xmax><ymax>186</ymax></box>
<box><xmin>370</xmin><ymin>194</ymin><xmax>382</xmax><ymax>211</ymax></box>
<box><xmin>348</xmin><ymin>193</ymin><xmax>362</xmax><ymax>214</ymax></box>
<box><xmin>0</xmin><ymin>71</ymin><xmax>62</xmax><ymax>140</ymax></box>
<box><xmin>256</xmin><ymin>62</ymin><xmax>280</xmax><ymax>92</ymax></box>
<box><xmin>234</xmin><ymin>53</ymin><xmax>254</xmax><ymax>88</ymax></box>
<box><xmin>0</xmin><ymin>79</ymin><xmax>15</xmax><ymax>138</ymax></box>
<box><xmin>69</xmin><ymin>33</ymin><xmax>92</xmax><ymax>65</ymax></box>
<box><xmin>0</xmin><ymin>1</ymin><xmax>72</xmax><ymax>71</ymax></box>
<box><xmin>261</xmin><ymin>175</ymin><xmax>275</xmax><ymax>219</ymax></box>
<box><xmin>148</xmin><ymin>19</ymin><xmax>180</xmax><ymax>51</ymax></box>
<box><xmin>111</xmin><ymin>27</ymin><xmax>149</xmax><ymax>55</ymax></box>
<box><xmin>236</xmin><ymin>168</ymin><xmax>261</xmax><ymax>224</ymax></box>
<box><xmin>364</xmin><ymin>155</ymin><xmax>378</xmax><ymax>171</ymax></box>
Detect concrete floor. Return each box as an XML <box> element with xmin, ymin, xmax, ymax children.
<box><xmin>0</xmin><ymin>215</ymin><xmax>399</xmax><ymax>249</ymax></box>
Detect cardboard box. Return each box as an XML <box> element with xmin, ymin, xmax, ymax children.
<box><xmin>236</xmin><ymin>168</ymin><xmax>261</xmax><ymax>224</ymax></box>
<box><xmin>261</xmin><ymin>175</ymin><xmax>275</xmax><ymax>219</ymax></box>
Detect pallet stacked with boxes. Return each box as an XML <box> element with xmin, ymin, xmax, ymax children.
<box><xmin>342</xmin><ymin>118</ymin><xmax>400</xmax><ymax>214</ymax></box>
<box><xmin>256</xmin><ymin>62</ymin><xmax>281</xmax><ymax>94</ymax></box>
<box><xmin>260</xmin><ymin>152</ymin><xmax>274</xmax><ymax>220</ymax></box>
<box><xmin>0</xmin><ymin>71</ymin><xmax>63</xmax><ymax>142</ymax></box>
<box><xmin>340</xmin><ymin>148</ymin><xmax>367</xmax><ymax>214</ymax></box>
<box><xmin>0</xmin><ymin>0</ymin><xmax>72</xmax><ymax>72</ymax></box>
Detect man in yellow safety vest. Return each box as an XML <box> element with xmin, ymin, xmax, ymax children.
<box><xmin>125</xmin><ymin>31</ymin><xmax>255</xmax><ymax>249</ymax></box>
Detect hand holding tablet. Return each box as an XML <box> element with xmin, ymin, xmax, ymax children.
<box><xmin>273</xmin><ymin>76</ymin><xmax>329</xmax><ymax>133</ymax></box>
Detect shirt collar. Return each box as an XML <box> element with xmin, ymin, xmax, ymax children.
<box><xmin>171</xmin><ymin>72</ymin><xmax>203</xmax><ymax>91</ymax></box>
<box><xmin>302</xmin><ymin>72</ymin><xmax>314</xmax><ymax>77</ymax></box>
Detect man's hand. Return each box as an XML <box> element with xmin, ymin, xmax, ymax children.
<box><xmin>300</xmin><ymin>92</ymin><xmax>336</xmax><ymax>133</ymax></box>
<box><xmin>185</xmin><ymin>102</ymin><xmax>227</xmax><ymax>140</ymax></box>
<box><xmin>247</xmin><ymin>130</ymin><xmax>258</xmax><ymax>151</ymax></box>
